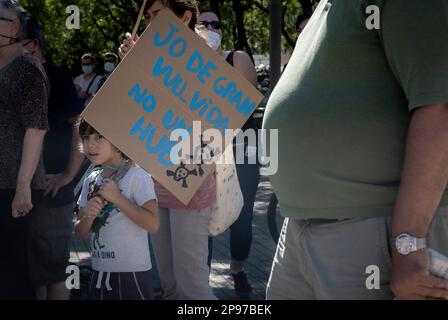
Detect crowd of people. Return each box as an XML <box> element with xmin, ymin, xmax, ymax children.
<box><xmin>2</xmin><ymin>0</ymin><xmax>448</xmax><ymax>301</ymax></box>
<box><xmin>0</xmin><ymin>0</ymin><xmax>264</xmax><ymax>300</ymax></box>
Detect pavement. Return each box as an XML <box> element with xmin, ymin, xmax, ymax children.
<box><xmin>70</xmin><ymin>172</ymin><xmax>283</xmax><ymax>300</ymax></box>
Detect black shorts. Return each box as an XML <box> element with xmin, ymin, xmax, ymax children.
<box><xmin>28</xmin><ymin>203</ymin><xmax>74</xmax><ymax>287</ymax></box>
<box><xmin>88</xmin><ymin>270</ymin><xmax>154</xmax><ymax>300</ymax></box>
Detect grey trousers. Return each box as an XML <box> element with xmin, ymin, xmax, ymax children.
<box><xmin>266</xmin><ymin>212</ymin><xmax>448</xmax><ymax>300</ymax></box>
<box><xmin>151</xmin><ymin>207</ymin><xmax>217</xmax><ymax>300</ymax></box>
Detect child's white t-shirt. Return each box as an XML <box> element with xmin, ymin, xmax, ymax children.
<box><xmin>78</xmin><ymin>166</ymin><xmax>157</xmax><ymax>273</ymax></box>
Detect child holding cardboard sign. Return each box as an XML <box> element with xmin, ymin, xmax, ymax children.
<box><xmin>119</xmin><ymin>0</ymin><xmax>218</xmax><ymax>300</ymax></box>
<box><xmin>75</xmin><ymin>120</ymin><xmax>159</xmax><ymax>300</ymax></box>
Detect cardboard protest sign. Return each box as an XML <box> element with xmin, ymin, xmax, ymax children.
<box><xmin>82</xmin><ymin>9</ymin><xmax>263</xmax><ymax>204</ymax></box>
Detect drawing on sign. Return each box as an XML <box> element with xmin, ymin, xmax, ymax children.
<box><xmin>167</xmin><ymin>162</ymin><xmax>198</xmax><ymax>188</ymax></box>
<box><xmin>186</xmin><ymin>135</ymin><xmax>220</xmax><ymax>176</ymax></box>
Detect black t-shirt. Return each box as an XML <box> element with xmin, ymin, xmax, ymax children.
<box><xmin>225</xmin><ymin>52</ymin><xmax>262</xmax><ymax>133</ymax></box>
<box><xmin>0</xmin><ymin>53</ymin><xmax>49</xmax><ymax>190</ymax></box>
<box><xmin>42</xmin><ymin>62</ymin><xmax>84</xmax><ymax>207</ymax></box>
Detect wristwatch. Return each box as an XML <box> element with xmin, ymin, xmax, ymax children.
<box><xmin>392</xmin><ymin>233</ymin><xmax>427</xmax><ymax>255</ymax></box>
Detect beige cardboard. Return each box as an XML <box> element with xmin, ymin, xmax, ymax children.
<box><xmin>82</xmin><ymin>10</ymin><xmax>263</xmax><ymax>205</ymax></box>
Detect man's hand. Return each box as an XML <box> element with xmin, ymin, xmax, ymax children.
<box><xmin>44</xmin><ymin>173</ymin><xmax>72</xmax><ymax>198</ymax></box>
<box><xmin>11</xmin><ymin>183</ymin><xmax>33</xmax><ymax>218</ymax></box>
<box><xmin>97</xmin><ymin>178</ymin><xmax>122</xmax><ymax>204</ymax></box>
<box><xmin>79</xmin><ymin>91</ymin><xmax>88</xmax><ymax>100</ymax></box>
<box><xmin>83</xmin><ymin>196</ymin><xmax>105</xmax><ymax>220</ymax></box>
<box><xmin>391</xmin><ymin>249</ymin><xmax>448</xmax><ymax>299</ymax></box>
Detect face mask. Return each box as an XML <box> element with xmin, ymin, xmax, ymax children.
<box><xmin>0</xmin><ymin>33</ymin><xmax>18</xmax><ymax>48</ymax></box>
<box><xmin>104</xmin><ymin>62</ymin><xmax>116</xmax><ymax>73</ymax></box>
<box><xmin>82</xmin><ymin>65</ymin><xmax>93</xmax><ymax>74</ymax></box>
<box><xmin>204</xmin><ymin>31</ymin><xmax>221</xmax><ymax>51</ymax></box>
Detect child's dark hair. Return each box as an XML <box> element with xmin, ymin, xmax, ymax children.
<box><xmin>78</xmin><ymin>118</ymin><xmax>98</xmax><ymax>137</ymax></box>
<box><xmin>144</xmin><ymin>0</ymin><xmax>198</xmax><ymax>30</ymax></box>
<box><xmin>78</xmin><ymin>119</ymin><xmax>129</xmax><ymax>160</ymax></box>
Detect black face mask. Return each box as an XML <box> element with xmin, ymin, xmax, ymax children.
<box><xmin>0</xmin><ymin>33</ymin><xmax>19</xmax><ymax>48</ymax></box>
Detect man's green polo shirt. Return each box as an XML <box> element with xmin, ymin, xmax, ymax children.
<box><xmin>263</xmin><ymin>0</ymin><xmax>448</xmax><ymax>219</ymax></box>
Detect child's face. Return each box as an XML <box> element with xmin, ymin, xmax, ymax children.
<box><xmin>81</xmin><ymin>133</ymin><xmax>122</xmax><ymax>166</ymax></box>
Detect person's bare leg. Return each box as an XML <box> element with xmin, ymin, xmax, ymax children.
<box><xmin>47</xmin><ymin>282</ymin><xmax>71</xmax><ymax>300</ymax></box>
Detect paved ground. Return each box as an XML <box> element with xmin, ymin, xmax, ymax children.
<box><xmin>70</xmin><ymin>173</ymin><xmax>283</xmax><ymax>300</ymax></box>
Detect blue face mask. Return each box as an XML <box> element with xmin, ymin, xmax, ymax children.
<box><xmin>104</xmin><ymin>62</ymin><xmax>116</xmax><ymax>73</ymax></box>
<box><xmin>82</xmin><ymin>65</ymin><xmax>93</xmax><ymax>74</ymax></box>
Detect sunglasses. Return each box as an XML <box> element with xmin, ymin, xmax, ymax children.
<box><xmin>199</xmin><ymin>20</ymin><xmax>222</xmax><ymax>30</ymax></box>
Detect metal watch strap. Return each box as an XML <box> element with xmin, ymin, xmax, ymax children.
<box><xmin>415</xmin><ymin>237</ymin><xmax>427</xmax><ymax>250</ymax></box>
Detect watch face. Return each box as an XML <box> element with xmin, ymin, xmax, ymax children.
<box><xmin>396</xmin><ymin>234</ymin><xmax>416</xmax><ymax>255</ymax></box>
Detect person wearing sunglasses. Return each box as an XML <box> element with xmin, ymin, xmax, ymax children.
<box><xmin>198</xmin><ymin>12</ymin><xmax>257</xmax><ymax>86</ymax></box>
<box><xmin>0</xmin><ymin>0</ymin><xmax>49</xmax><ymax>299</ymax></box>
<box><xmin>198</xmin><ymin>19</ymin><xmax>221</xmax><ymax>31</ymax></box>
<box><xmin>198</xmin><ymin>11</ymin><xmax>259</xmax><ymax>299</ymax></box>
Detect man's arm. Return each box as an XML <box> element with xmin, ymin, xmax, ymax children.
<box><xmin>391</xmin><ymin>104</ymin><xmax>448</xmax><ymax>299</ymax></box>
<box><xmin>74</xmin><ymin>83</ymin><xmax>87</xmax><ymax>101</ymax></box>
<box><xmin>45</xmin><ymin>117</ymin><xmax>85</xmax><ymax>197</ymax></box>
<box><xmin>12</xmin><ymin>128</ymin><xmax>47</xmax><ymax>218</ymax></box>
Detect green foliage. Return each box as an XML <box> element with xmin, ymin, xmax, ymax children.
<box><xmin>21</xmin><ymin>0</ymin><xmax>141</xmax><ymax>73</ymax></box>
<box><xmin>20</xmin><ymin>0</ymin><xmax>318</xmax><ymax>74</ymax></box>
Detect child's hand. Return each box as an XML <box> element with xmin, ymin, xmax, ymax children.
<box><xmin>84</xmin><ymin>196</ymin><xmax>105</xmax><ymax>219</ymax></box>
<box><xmin>98</xmin><ymin>178</ymin><xmax>122</xmax><ymax>203</ymax></box>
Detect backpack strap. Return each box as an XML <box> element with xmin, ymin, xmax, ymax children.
<box><xmin>85</xmin><ymin>74</ymin><xmax>98</xmax><ymax>95</ymax></box>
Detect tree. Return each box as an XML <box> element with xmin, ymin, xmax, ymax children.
<box><xmin>19</xmin><ymin>0</ymin><xmax>319</xmax><ymax>74</ymax></box>
<box><xmin>270</xmin><ymin>0</ymin><xmax>282</xmax><ymax>88</ymax></box>
<box><xmin>21</xmin><ymin>0</ymin><xmax>142</xmax><ymax>74</ymax></box>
